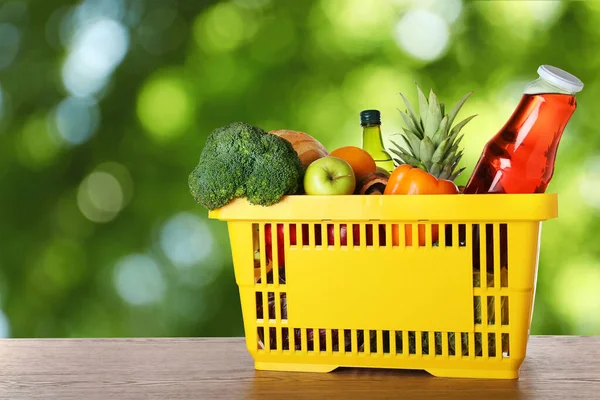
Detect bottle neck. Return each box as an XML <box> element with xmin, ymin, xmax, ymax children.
<box><xmin>362</xmin><ymin>123</ymin><xmax>384</xmax><ymax>149</ymax></box>
<box><xmin>524</xmin><ymin>77</ymin><xmax>576</xmax><ymax>95</ymax></box>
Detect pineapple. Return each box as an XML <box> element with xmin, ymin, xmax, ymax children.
<box><xmin>389</xmin><ymin>85</ymin><xmax>476</xmax><ymax>181</ymax></box>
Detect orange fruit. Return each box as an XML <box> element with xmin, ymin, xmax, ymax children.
<box><xmin>329</xmin><ymin>146</ymin><xmax>377</xmax><ymax>179</ymax></box>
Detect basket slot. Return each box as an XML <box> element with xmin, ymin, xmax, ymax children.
<box><xmin>421</xmin><ymin>332</ymin><xmax>429</xmax><ymax>355</ymax></box>
<box><xmin>331</xmin><ymin>329</ymin><xmax>339</xmax><ymax>352</ymax></box>
<box><xmin>464</xmin><ymin>332</ymin><xmax>472</xmax><ymax>357</ymax></box>
<box><xmin>306</xmin><ymin>329</ymin><xmax>314</xmax><ymax>352</ymax></box>
<box><xmin>493</xmin><ymin>224</ymin><xmax>501</xmax><ymax>289</ymax></box>
<box><xmin>258</xmin><ymin>224</ymin><xmax>270</xmax><ymax>285</ymax></box>
<box><xmin>257</xmin><ymin>327</ymin><xmax>264</xmax><ymax>350</ymax></box>
<box><xmin>280</xmin><ymin>292</ymin><xmax>287</xmax><ymax>320</ymax></box>
<box><xmin>282</xmin><ymin>327</ymin><xmax>289</xmax><ymax>351</ymax></box>
<box><xmin>434</xmin><ymin>331</ymin><xmax>442</xmax><ymax>356</ymax></box>
<box><xmin>474</xmin><ymin>296</ymin><xmax>482</xmax><ymax>324</ymax></box>
<box><xmin>475</xmin><ymin>332</ymin><xmax>483</xmax><ymax>357</ymax></box>
<box><xmin>293</xmin><ymin>328</ymin><xmax>301</xmax><ymax>351</ymax></box>
<box><xmin>500</xmin><ymin>224</ymin><xmax>509</xmax><ymax>287</ymax></box>
<box><xmin>344</xmin><ymin>329</ymin><xmax>352</xmax><ymax>353</ymax></box>
<box><xmin>488</xmin><ymin>332</ymin><xmax>497</xmax><ymax>358</ymax></box>
<box><xmin>357</xmin><ymin>329</ymin><xmax>365</xmax><ymax>353</ymax></box>
<box><xmin>487</xmin><ymin>296</ymin><xmax>495</xmax><ymax>325</ymax></box>
<box><xmin>382</xmin><ymin>330</ymin><xmax>390</xmax><ymax>354</ymax></box>
<box><xmin>501</xmin><ymin>296</ymin><xmax>509</xmax><ymax>325</ymax></box>
<box><xmin>369</xmin><ymin>330</ymin><xmax>377</xmax><ymax>353</ymax></box>
<box><xmin>472</xmin><ymin>224</ymin><xmax>480</xmax><ymax>287</ymax></box>
<box><xmin>409</xmin><ymin>331</ymin><xmax>417</xmax><ymax>355</ymax></box>
<box><xmin>502</xmin><ymin>333</ymin><xmax>510</xmax><ymax>358</ymax></box>
<box><xmin>485</xmin><ymin>224</ymin><xmax>494</xmax><ymax>285</ymax></box>
<box><xmin>378</xmin><ymin>224</ymin><xmax>387</xmax><ymax>247</ymax></box>
<box><xmin>448</xmin><ymin>332</ymin><xmax>456</xmax><ymax>356</ymax></box>
<box><xmin>268</xmin><ymin>292</ymin><xmax>275</xmax><ymax>320</ymax></box>
<box><xmin>391</xmin><ymin>224</ymin><xmax>404</xmax><ymax>248</ymax></box>
<box><xmin>442</xmin><ymin>224</ymin><xmax>451</xmax><ymax>247</ymax></box>
<box><xmin>479</xmin><ymin>225</ymin><xmax>487</xmax><ymax>289</ymax></box>
<box><xmin>255</xmin><ymin>291</ymin><xmax>263</xmax><ymax>320</ymax></box>
<box><xmin>271</xmin><ymin>225</ymin><xmax>280</xmax><ymax>285</ymax></box>
<box><xmin>393</xmin><ymin>331</ymin><xmax>402</xmax><ymax>355</ymax></box>
<box><xmin>458</xmin><ymin>224</ymin><xmax>466</xmax><ymax>246</ymax></box>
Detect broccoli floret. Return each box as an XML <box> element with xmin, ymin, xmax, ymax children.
<box><xmin>188</xmin><ymin>122</ymin><xmax>303</xmax><ymax>210</ymax></box>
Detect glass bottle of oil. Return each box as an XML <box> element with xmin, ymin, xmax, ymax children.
<box><xmin>360</xmin><ymin>109</ymin><xmax>395</xmax><ymax>173</ymax></box>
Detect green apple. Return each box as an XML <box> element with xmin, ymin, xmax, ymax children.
<box><xmin>304</xmin><ymin>156</ymin><xmax>356</xmax><ymax>195</ymax></box>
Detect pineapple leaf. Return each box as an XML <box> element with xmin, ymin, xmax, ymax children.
<box><xmin>449</xmin><ymin>114</ymin><xmax>477</xmax><ymax>137</ymax></box>
<box><xmin>398</xmin><ymin>109</ymin><xmax>421</xmax><ymax>137</ymax></box>
<box><xmin>424</xmin><ymin>90</ymin><xmax>442</xmax><ymax>138</ymax></box>
<box><xmin>442</xmin><ymin>165</ymin><xmax>453</xmax><ymax>180</ymax></box>
<box><xmin>430</xmin><ymin>162</ymin><xmax>442</xmax><ymax>177</ymax></box>
<box><xmin>431</xmin><ymin>115</ymin><xmax>449</xmax><ymax>146</ymax></box>
<box><xmin>440</xmin><ymin>102</ymin><xmax>445</xmax><ymax>117</ymax></box>
<box><xmin>446</xmin><ymin>91</ymin><xmax>473</xmax><ymax>134</ymax></box>
<box><xmin>399</xmin><ymin>92</ymin><xmax>423</xmax><ymax>135</ymax></box>
<box><xmin>450</xmin><ymin>167</ymin><xmax>466</xmax><ymax>181</ymax></box>
<box><xmin>417</xmin><ymin>85</ymin><xmax>429</xmax><ymax>127</ymax></box>
<box><xmin>420</xmin><ymin>136</ymin><xmax>435</xmax><ymax>163</ymax></box>
<box><xmin>402</xmin><ymin>128</ymin><xmax>421</xmax><ymax>158</ymax></box>
<box><xmin>438</xmin><ymin>169</ymin><xmax>451</xmax><ymax>180</ymax></box>
<box><xmin>453</xmin><ymin>134</ymin><xmax>465</xmax><ymax>149</ymax></box>
<box><xmin>452</xmin><ymin>153</ymin><xmax>463</xmax><ymax>167</ymax></box>
<box><xmin>431</xmin><ymin>137</ymin><xmax>450</xmax><ymax>163</ymax></box>
<box><xmin>443</xmin><ymin>148</ymin><xmax>456</xmax><ymax>165</ymax></box>
<box><xmin>424</xmin><ymin>161</ymin><xmax>433</xmax><ymax>171</ymax></box>
<box><xmin>393</xmin><ymin>158</ymin><xmax>404</xmax><ymax>166</ymax></box>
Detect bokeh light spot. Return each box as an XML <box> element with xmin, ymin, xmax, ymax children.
<box><xmin>0</xmin><ymin>23</ymin><xmax>21</xmax><ymax>70</ymax></box>
<box><xmin>77</xmin><ymin>171</ymin><xmax>124</xmax><ymax>223</ymax></box>
<box><xmin>0</xmin><ymin>310</ymin><xmax>9</xmax><ymax>338</ymax></box>
<box><xmin>114</xmin><ymin>254</ymin><xmax>165</xmax><ymax>306</ymax></box>
<box><xmin>62</xmin><ymin>18</ymin><xmax>129</xmax><ymax>98</ymax></box>
<box><xmin>393</xmin><ymin>9</ymin><xmax>449</xmax><ymax>62</ymax></box>
<box><xmin>17</xmin><ymin>114</ymin><xmax>63</xmax><ymax>169</ymax></box>
<box><xmin>553</xmin><ymin>259</ymin><xmax>600</xmax><ymax>334</ymax></box>
<box><xmin>55</xmin><ymin>96</ymin><xmax>100</xmax><ymax>145</ymax></box>
<box><xmin>160</xmin><ymin>212</ymin><xmax>214</xmax><ymax>269</ymax></box>
<box><xmin>193</xmin><ymin>3</ymin><xmax>247</xmax><ymax>53</ymax></box>
<box><xmin>579</xmin><ymin>156</ymin><xmax>600</xmax><ymax>209</ymax></box>
<box><xmin>137</xmin><ymin>70</ymin><xmax>194</xmax><ymax>142</ymax></box>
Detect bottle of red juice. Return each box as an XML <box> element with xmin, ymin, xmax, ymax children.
<box><xmin>464</xmin><ymin>65</ymin><xmax>584</xmax><ymax>194</ymax></box>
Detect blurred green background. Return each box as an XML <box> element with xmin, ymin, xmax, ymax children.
<box><xmin>0</xmin><ymin>0</ymin><xmax>598</xmax><ymax>338</ymax></box>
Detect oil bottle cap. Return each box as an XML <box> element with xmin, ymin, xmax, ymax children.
<box><xmin>360</xmin><ymin>109</ymin><xmax>381</xmax><ymax>126</ymax></box>
<box><xmin>537</xmin><ymin>65</ymin><xmax>584</xmax><ymax>93</ymax></box>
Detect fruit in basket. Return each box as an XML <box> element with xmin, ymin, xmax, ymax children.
<box><xmin>355</xmin><ymin>171</ymin><xmax>389</xmax><ymax>195</ymax></box>
<box><xmin>329</xmin><ymin>146</ymin><xmax>377</xmax><ymax>180</ymax></box>
<box><xmin>188</xmin><ymin>122</ymin><xmax>303</xmax><ymax>210</ymax></box>
<box><xmin>303</xmin><ymin>156</ymin><xmax>356</xmax><ymax>195</ymax></box>
<box><xmin>388</xmin><ymin>85</ymin><xmax>476</xmax><ymax>181</ymax></box>
<box><xmin>384</xmin><ymin>165</ymin><xmax>459</xmax><ymax>195</ymax></box>
<box><xmin>270</xmin><ymin>130</ymin><xmax>329</xmax><ymax>169</ymax></box>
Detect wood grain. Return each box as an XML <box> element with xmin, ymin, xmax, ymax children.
<box><xmin>0</xmin><ymin>336</ymin><xmax>598</xmax><ymax>399</ymax></box>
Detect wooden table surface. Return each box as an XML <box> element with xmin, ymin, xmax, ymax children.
<box><xmin>0</xmin><ymin>336</ymin><xmax>598</xmax><ymax>399</ymax></box>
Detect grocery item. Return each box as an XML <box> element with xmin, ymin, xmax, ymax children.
<box><xmin>389</xmin><ymin>85</ymin><xmax>475</xmax><ymax>181</ymax></box>
<box><xmin>329</xmin><ymin>146</ymin><xmax>377</xmax><ymax>180</ymax></box>
<box><xmin>303</xmin><ymin>156</ymin><xmax>356</xmax><ymax>195</ymax></box>
<box><xmin>355</xmin><ymin>171</ymin><xmax>389</xmax><ymax>195</ymax></box>
<box><xmin>464</xmin><ymin>65</ymin><xmax>583</xmax><ymax>194</ymax></box>
<box><xmin>188</xmin><ymin>122</ymin><xmax>303</xmax><ymax>210</ymax></box>
<box><xmin>270</xmin><ymin>130</ymin><xmax>329</xmax><ymax>169</ymax></box>
<box><xmin>359</xmin><ymin>109</ymin><xmax>395</xmax><ymax>173</ymax></box>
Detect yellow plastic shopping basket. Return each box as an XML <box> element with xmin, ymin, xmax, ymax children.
<box><xmin>208</xmin><ymin>193</ymin><xmax>558</xmax><ymax>379</ymax></box>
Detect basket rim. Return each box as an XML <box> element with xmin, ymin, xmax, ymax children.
<box><xmin>207</xmin><ymin>193</ymin><xmax>558</xmax><ymax>222</ymax></box>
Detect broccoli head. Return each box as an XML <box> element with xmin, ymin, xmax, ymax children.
<box><xmin>188</xmin><ymin>122</ymin><xmax>303</xmax><ymax>210</ymax></box>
